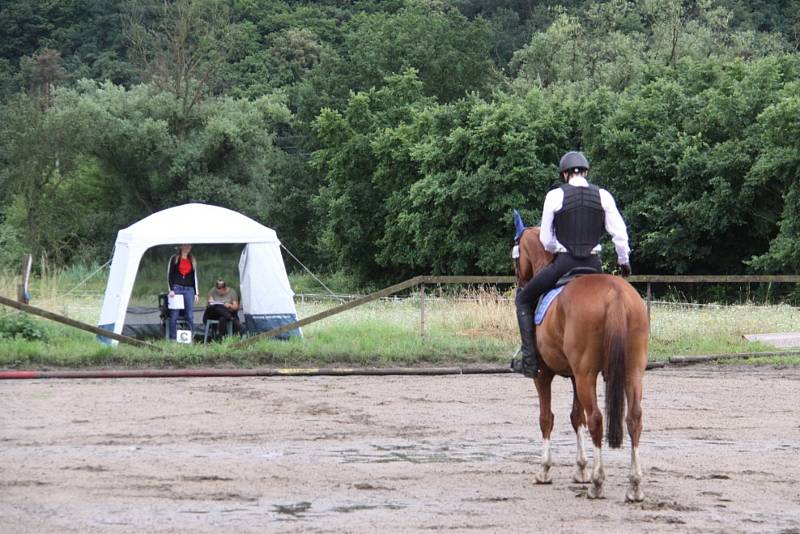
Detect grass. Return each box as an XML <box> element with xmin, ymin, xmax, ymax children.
<box><xmin>648</xmin><ymin>302</ymin><xmax>800</xmax><ymax>358</ymax></box>
<box><xmin>1</xmin><ymin>266</ymin><xmax>800</xmax><ymax>368</ymax></box>
<box><xmin>0</xmin><ymin>295</ymin><xmax>514</xmax><ymax>368</ymax></box>
<box><xmin>720</xmin><ymin>354</ymin><xmax>800</xmax><ymax>366</ymax></box>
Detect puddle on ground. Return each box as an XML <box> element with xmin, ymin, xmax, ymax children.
<box><xmin>328</xmin><ymin>436</ymin><xmax>552</xmax><ymax>465</ymax></box>
<box><xmin>269</xmin><ymin>500</ymin><xmax>406</xmax><ymax>522</ymax></box>
<box><xmin>332</xmin><ymin>503</ymin><xmax>405</xmax><ymax>513</ymax></box>
<box><xmin>273</xmin><ymin>501</ymin><xmax>312</xmax><ymax>518</ymax></box>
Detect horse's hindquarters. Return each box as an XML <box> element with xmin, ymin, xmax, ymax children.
<box><xmin>533</xmin><ymin>274</ymin><xmax>649</xmax><ymax>501</ymax></box>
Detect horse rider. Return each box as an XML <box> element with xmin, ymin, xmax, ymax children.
<box><xmin>511</xmin><ymin>151</ymin><xmax>632</xmax><ymax>378</ymax></box>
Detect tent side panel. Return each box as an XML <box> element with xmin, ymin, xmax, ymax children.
<box><xmin>97</xmin><ymin>243</ymin><xmax>131</xmax><ymax>344</ymax></box>
<box><xmin>239</xmin><ymin>243</ymin><xmax>298</xmax><ymax>315</ymax></box>
<box><xmin>239</xmin><ymin>243</ymin><xmax>301</xmax><ymax>339</ymax></box>
<box><xmin>113</xmin><ymin>245</ymin><xmax>146</xmax><ymax>337</ymax></box>
<box><xmin>243</xmin><ymin>313</ymin><xmax>301</xmax><ymax>339</ymax></box>
<box><xmin>97</xmin><ymin>242</ymin><xmax>146</xmax><ymax>344</ymax></box>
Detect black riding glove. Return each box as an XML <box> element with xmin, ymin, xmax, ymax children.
<box><xmin>619</xmin><ymin>263</ymin><xmax>632</xmax><ymax>277</ymax></box>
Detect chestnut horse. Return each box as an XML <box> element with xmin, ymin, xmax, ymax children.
<box><xmin>516</xmin><ymin>227</ymin><xmax>649</xmax><ymax>501</ymax></box>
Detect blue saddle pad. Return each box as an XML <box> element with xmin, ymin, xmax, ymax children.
<box><xmin>535</xmin><ymin>286</ymin><xmax>565</xmax><ymax>325</ymax></box>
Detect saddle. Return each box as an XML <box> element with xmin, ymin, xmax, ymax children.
<box><xmin>554</xmin><ymin>266</ymin><xmax>599</xmax><ymax>287</ymax></box>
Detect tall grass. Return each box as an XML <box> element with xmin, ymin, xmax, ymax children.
<box><xmin>1</xmin><ymin>267</ymin><xmax>799</xmax><ymax>368</ymax></box>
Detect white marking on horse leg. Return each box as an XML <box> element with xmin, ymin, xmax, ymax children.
<box><xmin>535</xmin><ymin>439</ymin><xmax>553</xmax><ymax>484</ymax></box>
<box><xmin>626</xmin><ymin>446</ymin><xmax>644</xmax><ymax>502</ymax></box>
<box><xmin>587</xmin><ymin>444</ymin><xmax>605</xmax><ymax>499</ymax></box>
<box><xmin>572</xmin><ymin>426</ymin><xmax>590</xmax><ymax>483</ymax></box>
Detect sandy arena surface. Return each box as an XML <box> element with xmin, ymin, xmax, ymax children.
<box><xmin>2</xmin><ymin>365</ymin><xmax>800</xmax><ymax>533</ymax></box>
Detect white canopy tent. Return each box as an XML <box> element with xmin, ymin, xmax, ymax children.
<box><xmin>98</xmin><ymin>203</ymin><xmax>300</xmax><ymax>344</ymax></box>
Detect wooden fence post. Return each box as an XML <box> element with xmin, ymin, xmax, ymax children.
<box><xmin>17</xmin><ymin>254</ymin><xmax>32</xmax><ymax>304</ymax></box>
<box><xmin>419</xmin><ymin>283</ymin><xmax>426</xmax><ymax>341</ymax></box>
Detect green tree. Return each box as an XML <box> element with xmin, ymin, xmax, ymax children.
<box><xmin>68</xmin><ymin>80</ymin><xmax>292</xmax><ymax>214</ymax></box>
<box><xmin>19</xmin><ymin>48</ymin><xmax>68</xmax><ymax>108</ymax></box>
<box><xmin>747</xmin><ymin>80</ymin><xmax>800</xmax><ymax>271</ymax></box>
<box><xmin>0</xmin><ymin>0</ymin><xmax>134</xmax><ymax>85</ymax></box>
<box><xmin>379</xmin><ymin>89</ymin><xmax>566</xmax><ymax>276</ymax></box>
<box><xmin>511</xmin><ymin>4</ymin><xmax>647</xmax><ymax>91</ymax></box>
<box><xmin>343</xmin><ymin>0</ymin><xmax>497</xmax><ymax>102</ymax></box>
<box><xmin>511</xmin><ymin>0</ymin><xmax>787</xmax><ymax>92</ymax></box>
<box><xmin>0</xmin><ymin>1</ymin><xmax>59</xmax><ymax>62</ymax></box>
<box><xmin>0</xmin><ymin>93</ymin><xmax>109</xmax><ymax>263</ymax></box>
<box><xmin>126</xmin><ymin>0</ymin><xmax>240</xmax><ymax>118</ymax></box>
<box><xmin>0</xmin><ymin>79</ymin><xmax>295</xmax><ymax>264</ymax></box>
<box><xmin>591</xmin><ymin>56</ymin><xmax>799</xmax><ymax>274</ymax></box>
<box><xmin>314</xmin><ymin>72</ymin><xmax>572</xmax><ymax>280</ymax></box>
<box><xmin>313</xmin><ymin>70</ymin><xmax>433</xmax><ymax>279</ymax></box>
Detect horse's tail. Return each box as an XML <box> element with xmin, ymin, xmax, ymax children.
<box><xmin>604</xmin><ymin>292</ymin><xmax>627</xmax><ymax>449</ymax></box>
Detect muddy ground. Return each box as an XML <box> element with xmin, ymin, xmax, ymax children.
<box><xmin>1</xmin><ymin>365</ymin><xmax>799</xmax><ymax>533</ymax></box>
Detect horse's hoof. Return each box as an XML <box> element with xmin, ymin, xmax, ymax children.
<box><xmin>587</xmin><ymin>484</ymin><xmax>605</xmax><ymax>499</ymax></box>
<box><xmin>625</xmin><ymin>487</ymin><xmax>644</xmax><ymax>502</ymax></box>
<box><xmin>535</xmin><ymin>472</ymin><xmax>553</xmax><ymax>484</ymax></box>
<box><xmin>572</xmin><ymin>469</ymin><xmax>591</xmax><ymax>484</ymax></box>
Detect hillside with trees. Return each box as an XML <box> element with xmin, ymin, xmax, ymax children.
<box><xmin>1</xmin><ymin>0</ymin><xmax>799</xmax><ymax>282</ymax></box>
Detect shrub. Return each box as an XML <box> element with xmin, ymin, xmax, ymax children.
<box><xmin>0</xmin><ymin>312</ymin><xmax>47</xmax><ymax>341</ymax></box>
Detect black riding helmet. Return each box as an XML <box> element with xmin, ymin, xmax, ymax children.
<box><xmin>559</xmin><ymin>151</ymin><xmax>590</xmax><ymax>174</ymax></box>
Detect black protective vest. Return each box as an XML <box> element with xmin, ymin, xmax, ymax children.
<box><xmin>553</xmin><ymin>184</ymin><xmax>605</xmax><ymax>258</ymax></box>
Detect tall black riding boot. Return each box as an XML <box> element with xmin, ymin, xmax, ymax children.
<box><xmin>510</xmin><ymin>308</ymin><xmax>539</xmax><ymax>378</ymax></box>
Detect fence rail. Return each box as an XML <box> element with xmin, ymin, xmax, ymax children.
<box><xmin>0</xmin><ymin>294</ymin><xmax>157</xmax><ymax>349</ymax></box>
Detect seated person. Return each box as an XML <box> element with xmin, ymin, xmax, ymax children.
<box><xmin>202</xmin><ymin>278</ymin><xmax>240</xmax><ymax>338</ymax></box>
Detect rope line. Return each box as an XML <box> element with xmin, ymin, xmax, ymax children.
<box><xmin>280</xmin><ymin>244</ymin><xmax>345</xmax><ymax>303</ymax></box>
<box><xmin>62</xmin><ymin>258</ymin><xmax>112</xmax><ymax>297</ymax></box>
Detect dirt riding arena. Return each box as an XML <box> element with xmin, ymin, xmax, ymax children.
<box><xmin>2</xmin><ymin>365</ymin><xmax>799</xmax><ymax>533</ymax></box>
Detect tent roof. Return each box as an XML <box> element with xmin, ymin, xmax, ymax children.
<box><xmin>116</xmin><ymin>203</ymin><xmax>279</xmax><ymax>246</ymax></box>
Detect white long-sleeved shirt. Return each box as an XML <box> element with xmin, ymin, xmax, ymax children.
<box><xmin>539</xmin><ymin>176</ymin><xmax>630</xmax><ymax>264</ymax></box>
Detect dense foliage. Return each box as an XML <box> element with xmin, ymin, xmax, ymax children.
<box><xmin>1</xmin><ymin>0</ymin><xmax>799</xmax><ymax>281</ymax></box>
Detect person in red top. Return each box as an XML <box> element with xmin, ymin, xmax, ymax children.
<box><xmin>167</xmin><ymin>244</ymin><xmax>199</xmax><ymax>340</ymax></box>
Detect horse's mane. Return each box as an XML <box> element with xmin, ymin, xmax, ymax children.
<box><xmin>517</xmin><ymin>227</ymin><xmax>554</xmax><ymax>285</ymax></box>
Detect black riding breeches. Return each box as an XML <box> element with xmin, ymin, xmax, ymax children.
<box><xmin>514</xmin><ymin>253</ymin><xmax>602</xmax><ymax>313</ymax></box>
